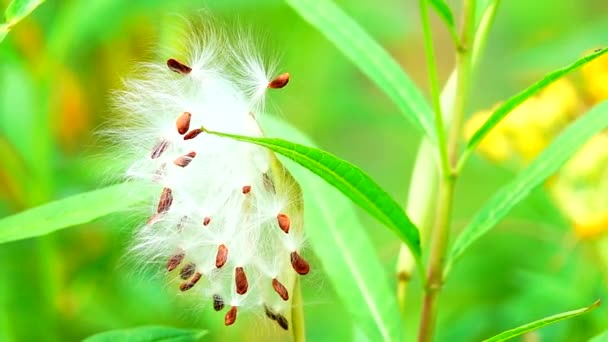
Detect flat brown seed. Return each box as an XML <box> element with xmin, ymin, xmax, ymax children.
<box><xmin>151</xmin><ymin>139</ymin><xmax>169</xmax><ymax>159</ymax></box>
<box><xmin>272</xmin><ymin>278</ymin><xmax>289</xmax><ymax>301</ymax></box>
<box><xmin>235</xmin><ymin>267</ymin><xmax>248</xmax><ymax>295</ymax></box>
<box><xmin>290</xmin><ymin>251</ymin><xmax>310</xmax><ymax>275</ymax></box>
<box><xmin>277</xmin><ymin>213</ymin><xmax>290</xmax><ymax>234</ymax></box>
<box><xmin>264</xmin><ymin>305</ymin><xmax>277</xmax><ymax>321</ymax></box>
<box><xmin>167</xmin><ymin>58</ymin><xmax>192</xmax><ymax>74</ymax></box>
<box><xmin>225</xmin><ymin>306</ymin><xmax>237</xmax><ymax>326</ymax></box>
<box><xmin>157</xmin><ymin>188</ymin><xmax>173</xmax><ymax>213</ymax></box>
<box><xmin>268</xmin><ymin>72</ymin><xmax>290</xmax><ymax>89</ymax></box>
<box><xmin>179</xmin><ymin>272</ymin><xmax>202</xmax><ymax>291</ymax></box>
<box><xmin>173</xmin><ymin>151</ymin><xmax>196</xmax><ymax>167</ymax></box>
<box><xmin>203</xmin><ymin>217</ymin><xmax>211</xmax><ymax>226</ymax></box>
<box><xmin>275</xmin><ymin>314</ymin><xmax>289</xmax><ymax>330</ymax></box>
<box><xmin>213</xmin><ymin>294</ymin><xmax>225</xmax><ymax>311</ymax></box>
<box><xmin>216</xmin><ymin>244</ymin><xmax>228</xmax><ymax>268</ymax></box>
<box><xmin>180</xmin><ymin>262</ymin><xmax>196</xmax><ymax>280</ymax></box>
<box><xmin>166</xmin><ymin>250</ymin><xmax>185</xmax><ymax>271</ymax></box>
<box><xmin>242</xmin><ymin>185</ymin><xmax>251</xmax><ymax>194</ymax></box>
<box><xmin>176</xmin><ymin>112</ymin><xmax>191</xmax><ymax>135</ymax></box>
<box><xmin>183</xmin><ymin>128</ymin><xmax>202</xmax><ymax>140</ymax></box>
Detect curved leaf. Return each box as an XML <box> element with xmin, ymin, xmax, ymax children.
<box><xmin>483</xmin><ymin>300</ymin><xmax>601</xmax><ymax>342</ymax></box>
<box><xmin>84</xmin><ymin>326</ymin><xmax>207</xmax><ymax>342</ymax></box>
<box><xmin>449</xmin><ymin>100</ymin><xmax>608</xmax><ymax>268</ymax></box>
<box><xmin>202</xmin><ymin>126</ymin><xmax>422</xmax><ymax>260</ymax></box>
<box><xmin>466</xmin><ymin>47</ymin><xmax>608</xmax><ymax>154</ymax></box>
<box><xmin>260</xmin><ymin>116</ymin><xmax>403</xmax><ymax>341</ymax></box>
<box><xmin>0</xmin><ymin>182</ymin><xmax>153</xmax><ymax>244</ymax></box>
<box><xmin>285</xmin><ymin>0</ymin><xmax>436</xmax><ymax>142</ymax></box>
<box><xmin>429</xmin><ymin>0</ymin><xmax>459</xmax><ymax>45</ymax></box>
<box><xmin>1</xmin><ymin>0</ymin><xmax>45</xmax><ymax>43</ymax></box>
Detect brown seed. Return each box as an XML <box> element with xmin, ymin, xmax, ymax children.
<box><xmin>290</xmin><ymin>251</ymin><xmax>310</xmax><ymax>275</ymax></box>
<box><xmin>180</xmin><ymin>262</ymin><xmax>196</xmax><ymax>280</ymax></box>
<box><xmin>213</xmin><ymin>294</ymin><xmax>225</xmax><ymax>311</ymax></box>
<box><xmin>264</xmin><ymin>305</ymin><xmax>277</xmax><ymax>321</ymax></box>
<box><xmin>151</xmin><ymin>139</ymin><xmax>169</xmax><ymax>159</ymax></box>
<box><xmin>268</xmin><ymin>72</ymin><xmax>290</xmax><ymax>89</ymax></box>
<box><xmin>216</xmin><ymin>244</ymin><xmax>228</xmax><ymax>268</ymax></box>
<box><xmin>183</xmin><ymin>128</ymin><xmax>202</xmax><ymax>140</ymax></box>
<box><xmin>276</xmin><ymin>314</ymin><xmax>289</xmax><ymax>330</ymax></box>
<box><xmin>176</xmin><ymin>112</ymin><xmax>191</xmax><ymax>135</ymax></box>
<box><xmin>203</xmin><ymin>217</ymin><xmax>211</xmax><ymax>226</ymax></box>
<box><xmin>166</xmin><ymin>250</ymin><xmax>185</xmax><ymax>271</ymax></box>
<box><xmin>173</xmin><ymin>151</ymin><xmax>196</xmax><ymax>167</ymax></box>
<box><xmin>262</xmin><ymin>173</ymin><xmax>276</xmax><ymax>193</ymax></box>
<box><xmin>242</xmin><ymin>185</ymin><xmax>251</xmax><ymax>194</ymax></box>
<box><xmin>277</xmin><ymin>213</ymin><xmax>290</xmax><ymax>234</ymax></box>
<box><xmin>179</xmin><ymin>271</ymin><xmax>202</xmax><ymax>291</ymax></box>
<box><xmin>235</xmin><ymin>267</ymin><xmax>248</xmax><ymax>295</ymax></box>
<box><xmin>157</xmin><ymin>188</ymin><xmax>173</xmax><ymax>213</ymax></box>
<box><xmin>272</xmin><ymin>278</ymin><xmax>289</xmax><ymax>301</ymax></box>
<box><xmin>224</xmin><ymin>306</ymin><xmax>237</xmax><ymax>326</ymax></box>
<box><xmin>167</xmin><ymin>58</ymin><xmax>192</xmax><ymax>74</ymax></box>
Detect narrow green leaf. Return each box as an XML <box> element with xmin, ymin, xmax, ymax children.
<box><xmin>201</xmin><ymin>127</ymin><xmax>422</xmax><ymax>259</ymax></box>
<box><xmin>429</xmin><ymin>0</ymin><xmax>459</xmax><ymax>45</ymax></box>
<box><xmin>0</xmin><ymin>182</ymin><xmax>153</xmax><ymax>244</ymax></box>
<box><xmin>285</xmin><ymin>0</ymin><xmax>436</xmax><ymax>142</ymax></box>
<box><xmin>466</xmin><ymin>47</ymin><xmax>608</xmax><ymax>153</ymax></box>
<box><xmin>483</xmin><ymin>300</ymin><xmax>601</xmax><ymax>342</ymax></box>
<box><xmin>261</xmin><ymin>116</ymin><xmax>403</xmax><ymax>341</ymax></box>
<box><xmin>450</xmin><ymin>100</ymin><xmax>608</xmax><ymax>266</ymax></box>
<box><xmin>590</xmin><ymin>329</ymin><xmax>608</xmax><ymax>342</ymax></box>
<box><xmin>4</xmin><ymin>0</ymin><xmax>43</xmax><ymax>21</ymax></box>
<box><xmin>84</xmin><ymin>326</ymin><xmax>207</xmax><ymax>342</ymax></box>
<box><xmin>1</xmin><ymin>0</ymin><xmax>45</xmax><ymax>43</ymax></box>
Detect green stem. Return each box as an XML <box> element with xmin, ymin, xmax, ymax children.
<box><xmin>417</xmin><ymin>0</ymin><xmax>477</xmax><ymax>340</ymax></box>
<box><xmin>419</xmin><ymin>0</ymin><xmax>450</xmax><ymax>176</ymax></box>
<box><xmin>291</xmin><ymin>277</ymin><xmax>306</xmax><ymax>342</ymax></box>
<box><xmin>417</xmin><ymin>177</ymin><xmax>455</xmax><ymax>341</ymax></box>
<box><xmin>455</xmin><ymin>0</ymin><xmax>501</xmax><ymax>174</ymax></box>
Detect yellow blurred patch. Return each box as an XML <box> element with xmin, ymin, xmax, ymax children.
<box><xmin>51</xmin><ymin>68</ymin><xmax>91</xmax><ymax>152</ymax></box>
<box><xmin>581</xmin><ymin>52</ymin><xmax>608</xmax><ymax>104</ymax></box>
<box><xmin>463</xmin><ymin>59</ymin><xmax>608</xmax><ymax>239</ymax></box>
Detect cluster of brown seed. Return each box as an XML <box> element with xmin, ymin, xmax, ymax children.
<box><xmin>144</xmin><ymin>57</ymin><xmax>306</xmax><ymax>328</ymax></box>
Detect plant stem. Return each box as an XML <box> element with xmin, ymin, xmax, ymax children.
<box><xmin>417</xmin><ymin>0</ymin><xmax>477</xmax><ymax>340</ymax></box>
<box><xmin>291</xmin><ymin>277</ymin><xmax>306</xmax><ymax>342</ymax></box>
<box><xmin>417</xmin><ymin>177</ymin><xmax>455</xmax><ymax>341</ymax></box>
<box><xmin>419</xmin><ymin>0</ymin><xmax>450</xmax><ymax>176</ymax></box>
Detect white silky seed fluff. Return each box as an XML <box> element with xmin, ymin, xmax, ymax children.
<box><xmin>110</xmin><ymin>21</ymin><xmax>307</xmax><ymax>328</ymax></box>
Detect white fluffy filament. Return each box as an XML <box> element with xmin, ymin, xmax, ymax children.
<box><xmin>109</xmin><ymin>20</ymin><xmax>306</xmax><ymax>329</ymax></box>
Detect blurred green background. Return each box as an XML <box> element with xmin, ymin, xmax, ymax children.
<box><xmin>1</xmin><ymin>0</ymin><xmax>608</xmax><ymax>341</ymax></box>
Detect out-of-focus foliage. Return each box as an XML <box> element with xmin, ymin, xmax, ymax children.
<box><xmin>1</xmin><ymin>0</ymin><xmax>608</xmax><ymax>341</ymax></box>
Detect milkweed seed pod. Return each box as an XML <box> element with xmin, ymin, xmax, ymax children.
<box><xmin>109</xmin><ymin>20</ymin><xmax>308</xmax><ymax>330</ymax></box>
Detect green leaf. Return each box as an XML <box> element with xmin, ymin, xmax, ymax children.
<box><xmin>0</xmin><ymin>182</ymin><xmax>153</xmax><ymax>244</ymax></box>
<box><xmin>482</xmin><ymin>300</ymin><xmax>601</xmax><ymax>342</ymax></box>
<box><xmin>84</xmin><ymin>326</ymin><xmax>207</xmax><ymax>342</ymax></box>
<box><xmin>1</xmin><ymin>0</ymin><xmax>45</xmax><ymax>43</ymax></box>
<box><xmin>449</xmin><ymin>100</ymin><xmax>608</xmax><ymax>267</ymax></box>
<box><xmin>429</xmin><ymin>0</ymin><xmax>459</xmax><ymax>45</ymax></box>
<box><xmin>285</xmin><ymin>0</ymin><xmax>436</xmax><ymax>142</ymax></box>
<box><xmin>4</xmin><ymin>0</ymin><xmax>43</xmax><ymax>21</ymax></box>
<box><xmin>260</xmin><ymin>116</ymin><xmax>403</xmax><ymax>341</ymax></box>
<box><xmin>201</xmin><ymin>127</ymin><xmax>422</xmax><ymax>260</ymax></box>
<box><xmin>466</xmin><ymin>47</ymin><xmax>608</xmax><ymax>154</ymax></box>
<box><xmin>590</xmin><ymin>329</ymin><xmax>608</xmax><ymax>342</ymax></box>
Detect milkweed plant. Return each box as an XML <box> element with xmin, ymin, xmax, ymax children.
<box><xmin>2</xmin><ymin>0</ymin><xmax>608</xmax><ymax>341</ymax></box>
